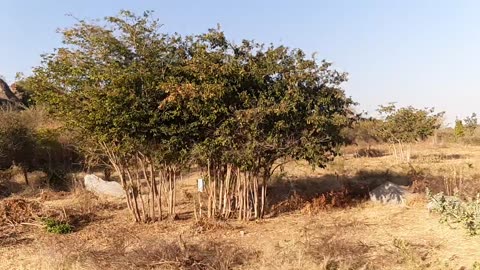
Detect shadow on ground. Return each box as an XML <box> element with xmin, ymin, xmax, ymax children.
<box><xmin>267</xmin><ymin>170</ymin><xmax>414</xmax><ymax>216</ymax></box>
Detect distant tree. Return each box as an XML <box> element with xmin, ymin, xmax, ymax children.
<box><xmin>0</xmin><ymin>110</ymin><xmax>36</xmax><ymax>185</ymax></box>
<box><xmin>464</xmin><ymin>113</ymin><xmax>477</xmax><ymax>136</ymax></box>
<box><xmin>454</xmin><ymin>119</ymin><xmax>465</xmax><ymax>140</ymax></box>
<box><xmin>377</xmin><ymin>103</ymin><xmax>444</xmax><ymax>161</ymax></box>
<box><xmin>344</xmin><ymin>117</ymin><xmax>383</xmax><ymax>146</ymax></box>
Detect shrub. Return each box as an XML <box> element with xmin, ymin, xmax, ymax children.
<box><xmin>427</xmin><ymin>189</ymin><xmax>480</xmax><ymax>235</ymax></box>
<box><xmin>42</xmin><ymin>217</ymin><xmax>73</xmax><ymax>234</ymax></box>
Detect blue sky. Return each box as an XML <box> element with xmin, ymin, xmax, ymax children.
<box><xmin>1</xmin><ymin>0</ymin><xmax>479</xmax><ymax>124</ymax></box>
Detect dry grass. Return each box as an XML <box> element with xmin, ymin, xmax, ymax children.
<box><xmin>4</xmin><ymin>142</ymin><xmax>480</xmax><ymax>269</ymax></box>
<box><xmin>24</xmin><ymin>236</ymin><xmax>256</xmax><ymax>270</ymax></box>
<box><xmin>0</xmin><ymin>198</ymin><xmax>44</xmax><ymax>225</ymax></box>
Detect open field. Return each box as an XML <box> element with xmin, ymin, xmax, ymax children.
<box><xmin>2</xmin><ymin>143</ymin><xmax>480</xmax><ymax>270</ymax></box>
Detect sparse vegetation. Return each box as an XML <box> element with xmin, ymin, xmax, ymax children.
<box><xmin>427</xmin><ymin>190</ymin><xmax>480</xmax><ymax>235</ymax></box>
<box><xmin>3</xmin><ymin>8</ymin><xmax>480</xmax><ymax>270</ymax></box>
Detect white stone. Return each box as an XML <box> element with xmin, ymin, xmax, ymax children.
<box><xmin>369</xmin><ymin>181</ymin><xmax>410</xmax><ymax>205</ymax></box>
<box><xmin>84</xmin><ymin>174</ymin><xmax>125</xmax><ymax>198</ymax></box>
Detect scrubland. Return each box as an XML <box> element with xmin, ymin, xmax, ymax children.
<box><xmin>2</xmin><ymin>142</ymin><xmax>480</xmax><ymax>270</ymax></box>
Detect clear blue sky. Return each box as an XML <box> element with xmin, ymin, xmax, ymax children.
<box><xmin>1</xmin><ymin>0</ymin><xmax>479</xmax><ymax>124</ymax></box>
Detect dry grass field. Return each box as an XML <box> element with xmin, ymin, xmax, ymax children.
<box><xmin>2</xmin><ymin>142</ymin><xmax>480</xmax><ymax>270</ymax></box>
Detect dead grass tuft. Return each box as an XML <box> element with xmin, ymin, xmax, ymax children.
<box><xmin>0</xmin><ymin>198</ymin><xmax>44</xmax><ymax>225</ymax></box>
<box><xmin>35</xmin><ymin>236</ymin><xmax>257</xmax><ymax>270</ymax></box>
<box><xmin>302</xmin><ymin>187</ymin><xmax>368</xmax><ymax>215</ymax></box>
<box><xmin>191</xmin><ymin>218</ymin><xmax>233</xmax><ymax>234</ymax></box>
<box><xmin>40</xmin><ymin>190</ymin><xmax>70</xmax><ymax>202</ymax></box>
<box><xmin>270</xmin><ymin>183</ymin><xmax>370</xmax><ymax>216</ymax></box>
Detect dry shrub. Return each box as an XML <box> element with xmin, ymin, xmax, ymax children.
<box><xmin>302</xmin><ymin>188</ymin><xmax>358</xmax><ymax>215</ymax></box>
<box><xmin>267</xmin><ymin>220</ymin><xmax>373</xmax><ymax>270</ymax></box>
<box><xmin>40</xmin><ymin>190</ymin><xmax>70</xmax><ymax>201</ymax></box>
<box><xmin>11</xmin><ymin>170</ymin><xmax>48</xmax><ymax>188</ymax></box>
<box><xmin>191</xmin><ymin>218</ymin><xmax>233</xmax><ymax>234</ymax></box>
<box><xmin>305</xmin><ymin>234</ymin><xmax>372</xmax><ymax>269</ymax></box>
<box><xmin>270</xmin><ymin>193</ymin><xmax>306</xmax><ymax>216</ymax></box>
<box><xmin>1</xmin><ymin>191</ymin><xmax>120</xmax><ymax>231</ymax></box>
<box><xmin>271</xmin><ymin>183</ymin><xmax>369</xmax><ymax>216</ymax></box>
<box><xmin>389</xmin><ymin>238</ymin><xmax>442</xmax><ymax>269</ymax></box>
<box><xmin>0</xmin><ymin>198</ymin><xmax>44</xmax><ymax>225</ymax></box>
<box><xmin>71</xmin><ymin>190</ymin><xmax>124</xmax><ymax>213</ymax></box>
<box><xmin>354</xmin><ymin>147</ymin><xmax>386</xmax><ymax>158</ymax></box>
<box><xmin>60</xmin><ymin>190</ymin><xmax>125</xmax><ymax>230</ymax></box>
<box><xmin>411</xmin><ymin>153</ymin><xmax>467</xmax><ymax>163</ymax></box>
<box><xmin>39</xmin><ymin>236</ymin><xmax>257</xmax><ymax>270</ymax></box>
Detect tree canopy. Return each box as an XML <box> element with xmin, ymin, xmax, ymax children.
<box><xmin>29</xmin><ymin>10</ymin><xmax>355</xmax><ymax>222</ymax></box>
<box><xmin>377</xmin><ymin>103</ymin><xmax>444</xmax><ymax>144</ymax></box>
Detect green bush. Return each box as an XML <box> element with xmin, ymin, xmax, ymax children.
<box><xmin>42</xmin><ymin>217</ymin><xmax>73</xmax><ymax>234</ymax></box>
<box><xmin>427</xmin><ymin>189</ymin><xmax>480</xmax><ymax>236</ymax></box>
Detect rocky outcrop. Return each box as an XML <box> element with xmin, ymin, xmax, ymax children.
<box><xmin>84</xmin><ymin>174</ymin><xmax>125</xmax><ymax>198</ymax></box>
<box><xmin>0</xmin><ymin>78</ymin><xmax>24</xmax><ymax>107</ymax></box>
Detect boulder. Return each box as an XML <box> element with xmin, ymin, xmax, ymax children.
<box><xmin>84</xmin><ymin>174</ymin><xmax>125</xmax><ymax>198</ymax></box>
<box><xmin>369</xmin><ymin>181</ymin><xmax>410</xmax><ymax>205</ymax></box>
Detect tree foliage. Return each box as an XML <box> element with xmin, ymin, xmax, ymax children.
<box><xmin>455</xmin><ymin>119</ymin><xmax>465</xmax><ymax>139</ymax></box>
<box><xmin>377</xmin><ymin>103</ymin><xmax>443</xmax><ymax>144</ymax></box>
<box><xmin>343</xmin><ymin>117</ymin><xmax>383</xmax><ymax>146</ymax></box>
<box><xmin>464</xmin><ymin>113</ymin><xmax>477</xmax><ymax>136</ymax></box>
<box><xmin>29</xmin><ymin>10</ymin><xmax>354</xmax><ymax>222</ymax></box>
<box><xmin>375</xmin><ymin>103</ymin><xmax>443</xmax><ymax>162</ymax></box>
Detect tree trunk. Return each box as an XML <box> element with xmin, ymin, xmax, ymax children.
<box><xmin>22</xmin><ymin>167</ymin><xmax>29</xmax><ymax>187</ymax></box>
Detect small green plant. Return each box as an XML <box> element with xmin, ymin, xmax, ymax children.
<box><xmin>454</xmin><ymin>119</ymin><xmax>465</xmax><ymax>140</ymax></box>
<box><xmin>42</xmin><ymin>217</ymin><xmax>73</xmax><ymax>234</ymax></box>
<box><xmin>427</xmin><ymin>189</ymin><xmax>480</xmax><ymax>236</ymax></box>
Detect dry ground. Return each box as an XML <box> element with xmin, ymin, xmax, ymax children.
<box><xmin>2</xmin><ymin>143</ymin><xmax>480</xmax><ymax>269</ymax></box>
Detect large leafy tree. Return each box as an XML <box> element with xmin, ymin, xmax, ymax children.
<box><xmin>179</xmin><ymin>30</ymin><xmax>354</xmax><ymax>219</ymax></box>
<box><xmin>30</xmin><ymin>11</ymin><xmax>195</xmax><ymax>222</ymax></box>
<box><xmin>30</xmin><ymin>11</ymin><xmax>355</xmax><ymax>222</ymax></box>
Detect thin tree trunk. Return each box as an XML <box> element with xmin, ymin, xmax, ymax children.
<box><xmin>157</xmin><ymin>169</ymin><xmax>163</xmax><ymax>221</ymax></box>
<box><xmin>22</xmin><ymin>167</ymin><xmax>29</xmax><ymax>187</ymax></box>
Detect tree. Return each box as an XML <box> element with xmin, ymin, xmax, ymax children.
<box><xmin>377</xmin><ymin>103</ymin><xmax>444</xmax><ymax>162</ymax></box>
<box><xmin>0</xmin><ymin>110</ymin><xmax>36</xmax><ymax>185</ymax></box>
<box><xmin>183</xmin><ymin>31</ymin><xmax>354</xmax><ymax>220</ymax></box>
<box><xmin>343</xmin><ymin>117</ymin><xmax>383</xmax><ymax>146</ymax></box>
<box><xmin>30</xmin><ymin>11</ymin><xmax>355</xmax><ymax>222</ymax></box>
<box><xmin>464</xmin><ymin>113</ymin><xmax>477</xmax><ymax>136</ymax></box>
<box><xmin>454</xmin><ymin>119</ymin><xmax>465</xmax><ymax>140</ymax></box>
<box><xmin>30</xmin><ymin>10</ymin><xmax>193</xmax><ymax>222</ymax></box>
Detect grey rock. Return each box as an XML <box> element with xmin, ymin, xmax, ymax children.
<box><xmin>369</xmin><ymin>181</ymin><xmax>410</xmax><ymax>205</ymax></box>
<box><xmin>84</xmin><ymin>174</ymin><xmax>125</xmax><ymax>198</ymax></box>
